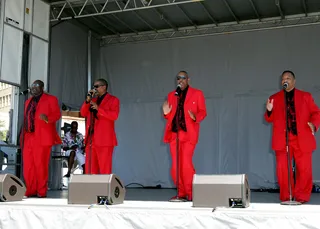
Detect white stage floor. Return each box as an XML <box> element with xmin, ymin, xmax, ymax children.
<box><xmin>1</xmin><ymin>189</ymin><xmax>320</xmax><ymax>229</ymax></box>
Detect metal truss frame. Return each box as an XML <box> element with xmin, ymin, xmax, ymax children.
<box><xmin>100</xmin><ymin>13</ymin><xmax>320</xmax><ymax>46</ymax></box>
<box><xmin>50</xmin><ymin>0</ymin><xmax>319</xmax><ymax>46</ymax></box>
<box><xmin>50</xmin><ymin>0</ymin><xmax>203</xmax><ymax>22</ymax></box>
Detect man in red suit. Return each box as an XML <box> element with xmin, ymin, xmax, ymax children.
<box><xmin>21</xmin><ymin>80</ymin><xmax>61</xmax><ymax>198</ymax></box>
<box><xmin>80</xmin><ymin>78</ymin><xmax>119</xmax><ymax>174</ymax></box>
<box><xmin>265</xmin><ymin>70</ymin><xmax>320</xmax><ymax>203</ymax></box>
<box><xmin>163</xmin><ymin>71</ymin><xmax>207</xmax><ymax>201</ymax></box>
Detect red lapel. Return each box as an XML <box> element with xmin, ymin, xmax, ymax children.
<box><xmin>185</xmin><ymin>86</ymin><xmax>194</xmax><ymax>104</ymax></box>
<box><xmin>294</xmin><ymin>89</ymin><xmax>302</xmax><ymax>121</ymax></box>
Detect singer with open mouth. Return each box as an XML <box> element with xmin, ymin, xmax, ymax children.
<box><xmin>21</xmin><ymin>80</ymin><xmax>62</xmax><ymax>198</ymax></box>
<box><xmin>162</xmin><ymin>71</ymin><xmax>207</xmax><ymax>202</ymax></box>
<box><xmin>264</xmin><ymin>70</ymin><xmax>320</xmax><ymax>204</ymax></box>
<box><xmin>80</xmin><ymin>79</ymin><xmax>120</xmax><ymax>175</ymax></box>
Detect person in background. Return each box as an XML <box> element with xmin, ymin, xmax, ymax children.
<box><xmin>62</xmin><ymin>121</ymin><xmax>85</xmax><ymax>177</ymax></box>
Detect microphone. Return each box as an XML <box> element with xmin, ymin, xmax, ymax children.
<box><xmin>175</xmin><ymin>84</ymin><xmax>182</xmax><ymax>96</ymax></box>
<box><xmin>19</xmin><ymin>89</ymin><xmax>30</xmax><ymax>95</ymax></box>
<box><xmin>283</xmin><ymin>82</ymin><xmax>288</xmax><ymax>89</ymax></box>
<box><xmin>87</xmin><ymin>88</ymin><xmax>96</xmax><ymax>97</ymax></box>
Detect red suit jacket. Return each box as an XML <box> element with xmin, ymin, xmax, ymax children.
<box><xmin>264</xmin><ymin>89</ymin><xmax>320</xmax><ymax>152</ymax></box>
<box><xmin>163</xmin><ymin>87</ymin><xmax>207</xmax><ymax>144</ymax></box>
<box><xmin>80</xmin><ymin>93</ymin><xmax>120</xmax><ymax>147</ymax></box>
<box><xmin>22</xmin><ymin>93</ymin><xmax>62</xmax><ymax>146</ymax></box>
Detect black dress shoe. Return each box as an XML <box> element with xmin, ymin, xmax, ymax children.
<box><xmin>26</xmin><ymin>195</ymin><xmax>38</xmax><ymax>198</ymax></box>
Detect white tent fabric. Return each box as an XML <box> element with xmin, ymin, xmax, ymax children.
<box><xmin>49</xmin><ymin>22</ymin><xmax>320</xmax><ymax>189</ymax></box>
<box><xmin>2</xmin><ymin>199</ymin><xmax>320</xmax><ymax>229</ymax></box>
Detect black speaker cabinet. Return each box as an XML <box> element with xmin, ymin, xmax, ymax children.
<box><xmin>68</xmin><ymin>174</ymin><xmax>126</xmax><ymax>205</ymax></box>
<box><xmin>0</xmin><ymin>173</ymin><xmax>26</xmax><ymax>202</ymax></box>
<box><xmin>192</xmin><ymin>174</ymin><xmax>250</xmax><ymax>208</ymax></box>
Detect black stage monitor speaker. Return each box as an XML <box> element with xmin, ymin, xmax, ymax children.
<box><xmin>192</xmin><ymin>174</ymin><xmax>250</xmax><ymax>208</ymax></box>
<box><xmin>68</xmin><ymin>174</ymin><xmax>126</xmax><ymax>205</ymax></box>
<box><xmin>0</xmin><ymin>173</ymin><xmax>26</xmax><ymax>202</ymax></box>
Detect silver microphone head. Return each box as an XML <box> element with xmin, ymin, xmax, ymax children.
<box><xmin>283</xmin><ymin>82</ymin><xmax>288</xmax><ymax>89</ymax></box>
<box><xmin>19</xmin><ymin>88</ymin><xmax>30</xmax><ymax>95</ymax></box>
<box><xmin>175</xmin><ymin>84</ymin><xmax>182</xmax><ymax>96</ymax></box>
<box><xmin>91</xmin><ymin>88</ymin><xmax>97</xmax><ymax>94</ymax></box>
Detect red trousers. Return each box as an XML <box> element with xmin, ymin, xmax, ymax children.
<box><xmin>169</xmin><ymin>131</ymin><xmax>196</xmax><ymax>200</ymax></box>
<box><xmin>85</xmin><ymin>140</ymin><xmax>114</xmax><ymax>174</ymax></box>
<box><xmin>23</xmin><ymin>133</ymin><xmax>51</xmax><ymax>197</ymax></box>
<box><xmin>275</xmin><ymin>134</ymin><xmax>313</xmax><ymax>202</ymax></box>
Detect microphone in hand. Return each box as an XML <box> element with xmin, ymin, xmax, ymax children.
<box><xmin>283</xmin><ymin>82</ymin><xmax>288</xmax><ymax>89</ymax></box>
<box><xmin>86</xmin><ymin>89</ymin><xmax>96</xmax><ymax>102</ymax></box>
<box><xmin>19</xmin><ymin>88</ymin><xmax>30</xmax><ymax>95</ymax></box>
<box><xmin>175</xmin><ymin>84</ymin><xmax>182</xmax><ymax>96</ymax></box>
<box><xmin>88</xmin><ymin>88</ymin><xmax>97</xmax><ymax>97</ymax></box>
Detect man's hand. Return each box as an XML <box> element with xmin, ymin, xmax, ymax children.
<box><xmin>40</xmin><ymin>114</ymin><xmax>48</xmax><ymax>123</ymax></box>
<box><xmin>308</xmin><ymin>122</ymin><xmax>315</xmax><ymax>135</ymax></box>
<box><xmin>86</xmin><ymin>89</ymin><xmax>96</xmax><ymax>102</ymax></box>
<box><xmin>90</xmin><ymin>101</ymin><xmax>99</xmax><ymax>110</ymax></box>
<box><xmin>188</xmin><ymin>110</ymin><xmax>196</xmax><ymax>121</ymax></box>
<box><xmin>162</xmin><ymin>101</ymin><xmax>172</xmax><ymax>115</ymax></box>
<box><xmin>266</xmin><ymin>99</ymin><xmax>274</xmax><ymax>111</ymax></box>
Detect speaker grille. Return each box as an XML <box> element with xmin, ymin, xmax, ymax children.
<box><xmin>9</xmin><ymin>185</ymin><xmax>17</xmax><ymax>196</ymax></box>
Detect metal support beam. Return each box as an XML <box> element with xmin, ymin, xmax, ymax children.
<box><xmin>50</xmin><ymin>0</ymin><xmax>203</xmax><ymax>22</ymax></box>
<box><xmin>101</xmin><ymin>13</ymin><xmax>320</xmax><ymax>45</ymax></box>
<box><xmin>80</xmin><ymin>8</ymin><xmax>120</xmax><ymax>35</ymax></box>
<box><xmin>222</xmin><ymin>0</ymin><xmax>239</xmax><ymax>23</ymax></box>
<box><xmin>91</xmin><ymin>15</ymin><xmax>120</xmax><ymax>36</ymax></box>
<box><xmin>248</xmin><ymin>0</ymin><xmax>261</xmax><ymax>21</ymax></box>
<box><xmin>199</xmin><ymin>1</ymin><xmax>218</xmax><ymax>26</ymax></box>
<box><xmin>175</xmin><ymin>5</ymin><xmax>197</xmax><ymax>29</ymax></box>
<box><xmin>153</xmin><ymin>8</ymin><xmax>177</xmax><ymax>31</ymax></box>
<box><xmin>118</xmin><ymin>1</ymin><xmax>158</xmax><ymax>33</ymax></box>
<box><xmin>112</xmin><ymin>14</ymin><xmax>138</xmax><ymax>34</ymax></box>
<box><xmin>302</xmin><ymin>0</ymin><xmax>308</xmax><ymax>17</ymax></box>
<box><xmin>275</xmin><ymin>0</ymin><xmax>284</xmax><ymax>19</ymax></box>
<box><xmin>133</xmin><ymin>11</ymin><xmax>157</xmax><ymax>32</ymax></box>
<box><xmin>87</xmin><ymin>30</ymin><xmax>92</xmax><ymax>91</ymax></box>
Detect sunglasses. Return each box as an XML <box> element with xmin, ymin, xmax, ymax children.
<box><xmin>31</xmin><ymin>83</ymin><xmax>40</xmax><ymax>88</ymax></box>
<box><xmin>93</xmin><ymin>84</ymin><xmax>104</xmax><ymax>88</ymax></box>
<box><xmin>176</xmin><ymin>75</ymin><xmax>187</xmax><ymax>80</ymax></box>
